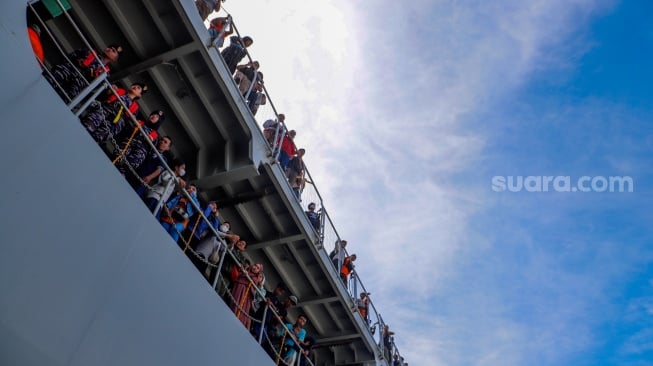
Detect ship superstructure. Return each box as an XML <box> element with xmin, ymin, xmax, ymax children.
<box><xmin>1</xmin><ymin>1</ymin><xmax>406</xmax><ymax>365</ymax></box>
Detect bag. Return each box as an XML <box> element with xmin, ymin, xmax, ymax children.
<box><xmin>208</xmin><ymin>245</ymin><xmax>221</xmax><ymax>264</ymax></box>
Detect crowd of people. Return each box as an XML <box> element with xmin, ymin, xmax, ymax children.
<box><xmin>30</xmin><ymin>1</ymin><xmax>407</xmax><ymax>364</ymax></box>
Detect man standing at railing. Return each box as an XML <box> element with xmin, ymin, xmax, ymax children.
<box><xmin>234</xmin><ymin>60</ymin><xmax>260</xmax><ymax>96</ymax></box>
<box><xmin>221</xmin><ymin>36</ymin><xmax>253</xmax><ymax>74</ymax></box>
<box><xmin>281</xmin><ymin>315</ymin><xmax>308</xmax><ymax>365</ymax></box>
<box><xmin>287</xmin><ymin>148</ymin><xmax>305</xmax><ymax>199</ymax></box>
<box><xmin>263</xmin><ymin>113</ymin><xmax>285</xmax><ymax>146</ymax></box>
<box><xmin>247</xmin><ymin>79</ymin><xmax>266</xmax><ymax>115</ymax></box>
<box><xmin>329</xmin><ymin>239</ymin><xmax>347</xmax><ymax>269</ymax></box>
<box><xmin>128</xmin><ymin>136</ymin><xmax>172</xmax><ymax>197</ymax></box>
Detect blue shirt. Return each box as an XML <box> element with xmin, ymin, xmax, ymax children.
<box><xmin>282</xmin><ymin>323</ymin><xmax>306</xmax><ymax>359</ymax></box>
<box><xmin>194</xmin><ymin>205</ymin><xmax>220</xmax><ymax>239</ymax></box>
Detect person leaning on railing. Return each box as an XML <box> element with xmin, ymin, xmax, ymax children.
<box><xmin>329</xmin><ymin>240</ymin><xmax>347</xmax><ymax>269</ymax></box>
<box><xmin>221</xmin><ymin>35</ymin><xmax>253</xmax><ymax>74</ymax></box>
<box><xmin>230</xmin><ymin>262</ymin><xmax>264</xmax><ymax>330</ymax></box>
<box><xmin>114</xmin><ymin>110</ymin><xmax>166</xmax><ymax>176</ymax></box>
<box><xmin>217</xmin><ymin>238</ymin><xmax>247</xmax><ymax>295</ymax></box>
<box><xmin>305</xmin><ymin>202</ymin><xmax>320</xmax><ymax>231</ymax></box>
<box><xmin>234</xmin><ymin>60</ymin><xmax>260</xmax><ymax>96</ymax></box>
<box><xmin>80</xmin><ymin>82</ymin><xmax>146</xmax><ymax>144</ymax></box>
<box><xmin>160</xmin><ymin>184</ymin><xmax>200</xmax><ymax>244</ymax></box>
<box><xmin>280</xmin><ymin>314</ymin><xmax>308</xmax><ymax>365</ymax></box>
<box><xmin>208</xmin><ymin>16</ymin><xmax>233</xmax><ymax>47</ymax></box>
<box><xmin>356</xmin><ymin>292</ymin><xmax>371</xmax><ymax>324</ymax></box>
<box><xmin>299</xmin><ymin>336</ymin><xmax>316</xmax><ymax>366</ymax></box>
<box><xmin>192</xmin><ymin>220</ymin><xmax>240</xmax><ymax>280</ymax></box>
<box><xmin>247</xmin><ymin>77</ymin><xmax>266</xmax><ymax>115</ymax></box>
<box><xmin>144</xmin><ymin>159</ymin><xmax>186</xmax><ymax>216</ymax></box>
<box><xmin>340</xmin><ymin>254</ymin><xmax>356</xmax><ymax>289</ymax></box>
<box><xmin>47</xmin><ymin>44</ymin><xmax>122</xmax><ymax>101</ymax></box>
<box><xmin>187</xmin><ymin>200</ymin><xmax>220</xmax><ymax>248</ymax></box>
<box><xmin>278</xmin><ymin>130</ymin><xmax>296</xmax><ymax>171</ymax></box>
<box><xmin>383</xmin><ymin>325</ymin><xmax>395</xmax><ymax>361</ymax></box>
<box><xmin>127</xmin><ymin>135</ymin><xmax>173</xmax><ymax>196</ymax></box>
<box><xmin>286</xmin><ymin>148</ymin><xmax>305</xmax><ymax>200</ymax></box>
<box><xmin>262</xmin><ymin>113</ymin><xmax>285</xmax><ymax>146</ymax></box>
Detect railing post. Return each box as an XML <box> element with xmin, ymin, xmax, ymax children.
<box><xmin>211</xmin><ymin>240</ymin><xmax>228</xmax><ymax>289</ymax></box>
<box><xmin>258</xmin><ymin>304</ymin><xmax>268</xmax><ymax>344</ymax></box>
<box><xmin>244</xmin><ymin>67</ymin><xmax>258</xmax><ymax>101</ymax></box>
<box><xmin>152</xmin><ymin>178</ymin><xmax>175</xmax><ymax>217</ymax></box>
<box><xmin>318</xmin><ymin>208</ymin><xmax>325</xmax><ymax>246</ymax></box>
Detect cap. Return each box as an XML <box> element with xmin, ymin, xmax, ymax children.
<box><xmin>288</xmin><ymin>295</ymin><xmax>298</xmax><ymax>305</ymax></box>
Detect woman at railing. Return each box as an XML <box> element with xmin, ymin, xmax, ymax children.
<box><xmin>230</xmin><ymin>262</ymin><xmax>264</xmax><ymax>329</ymax></box>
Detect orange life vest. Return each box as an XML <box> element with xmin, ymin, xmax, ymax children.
<box><xmin>28</xmin><ymin>27</ymin><xmax>45</xmax><ymax>64</ymax></box>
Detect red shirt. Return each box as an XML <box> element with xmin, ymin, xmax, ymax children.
<box><xmin>281</xmin><ymin>136</ymin><xmax>296</xmax><ymax>156</ymax></box>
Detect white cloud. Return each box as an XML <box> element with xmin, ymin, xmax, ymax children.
<box><xmin>217</xmin><ymin>1</ymin><xmax>618</xmax><ymax>365</ymax></box>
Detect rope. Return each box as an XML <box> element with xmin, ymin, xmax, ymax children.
<box><xmin>183</xmin><ymin>214</ymin><xmax>203</xmax><ymax>252</ymax></box>
<box><xmin>221</xmin><ymin>279</ymin><xmax>261</xmax><ymax>324</ymax></box>
<box><xmin>112</xmin><ymin>124</ymin><xmax>141</xmax><ymax>165</ymax></box>
<box><xmin>276</xmin><ymin>328</ymin><xmax>288</xmax><ymax>366</ymax></box>
<box><xmin>235</xmin><ymin>281</ymin><xmax>253</xmax><ymax>321</ymax></box>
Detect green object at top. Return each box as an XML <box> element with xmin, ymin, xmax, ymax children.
<box><xmin>42</xmin><ymin>0</ymin><xmax>71</xmax><ymax>18</ymax></box>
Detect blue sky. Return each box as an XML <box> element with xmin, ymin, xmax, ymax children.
<box><xmin>218</xmin><ymin>1</ymin><xmax>652</xmax><ymax>364</ymax></box>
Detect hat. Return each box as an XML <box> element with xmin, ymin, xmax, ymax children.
<box><xmin>288</xmin><ymin>295</ymin><xmax>298</xmax><ymax>305</ymax></box>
